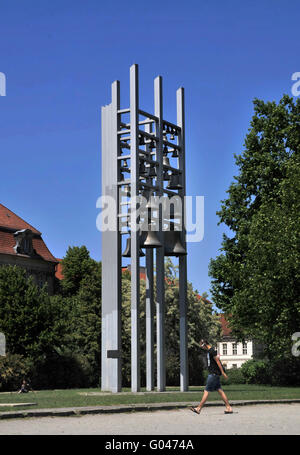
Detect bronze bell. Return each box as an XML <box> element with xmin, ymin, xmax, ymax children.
<box><xmin>163</xmin><ymin>224</ymin><xmax>187</xmax><ymax>257</ymax></box>
<box><xmin>167</xmin><ymin>173</ymin><xmax>183</xmax><ymax>190</ymax></box>
<box><xmin>122</xmin><ymin>237</ymin><xmax>145</xmax><ymax>257</ymax></box>
<box><xmin>163</xmin><ymin>155</ymin><xmax>170</xmax><ymax>167</ymax></box>
<box><xmin>141</xmin><ymin>189</ymin><xmax>150</xmax><ymax>199</ymax></box>
<box><xmin>140</xmin><ymin>226</ymin><xmax>162</xmax><ymax>248</ymax></box>
<box><xmin>121</xmin><ymin>139</ymin><xmax>130</xmax><ymax>150</ymax></box>
<box><xmin>163</xmin><ymin>170</ymin><xmax>171</xmax><ymax>181</ymax></box>
<box><xmin>146</xmin><ymin>165</ymin><xmax>156</xmax><ymax>178</ymax></box>
<box><xmin>139</xmin><ymin>161</ymin><xmax>147</xmax><ymax>176</ymax></box>
<box><xmin>123</xmin><ymin>183</ymin><xmax>131</xmax><ymax>197</ymax></box>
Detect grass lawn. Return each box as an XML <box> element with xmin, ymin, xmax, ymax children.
<box><xmin>1</xmin><ymin>384</ymin><xmax>300</xmax><ymax>412</ymax></box>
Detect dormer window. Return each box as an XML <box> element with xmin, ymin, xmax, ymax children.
<box><xmin>13</xmin><ymin>229</ymin><xmax>35</xmax><ymax>256</ymax></box>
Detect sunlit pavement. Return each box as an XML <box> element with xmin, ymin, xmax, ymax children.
<box><xmin>0</xmin><ymin>403</ymin><xmax>299</xmax><ymax>435</ymax></box>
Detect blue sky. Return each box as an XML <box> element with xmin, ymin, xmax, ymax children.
<box><xmin>1</xmin><ymin>0</ymin><xmax>299</xmax><ymax>302</ymax></box>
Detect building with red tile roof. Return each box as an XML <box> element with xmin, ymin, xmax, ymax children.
<box><xmin>0</xmin><ymin>203</ymin><xmax>58</xmax><ymax>294</ymax></box>
<box><xmin>219</xmin><ymin>313</ymin><xmax>232</xmax><ymax>338</ymax></box>
<box><xmin>217</xmin><ymin>313</ymin><xmax>264</xmax><ymax>369</ymax></box>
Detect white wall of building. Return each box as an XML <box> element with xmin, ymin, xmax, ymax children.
<box><xmin>217</xmin><ymin>340</ymin><xmax>253</xmax><ymax>369</ymax></box>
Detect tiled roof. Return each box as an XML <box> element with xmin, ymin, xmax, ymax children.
<box><xmin>0</xmin><ymin>203</ymin><xmax>41</xmax><ymax>234</ymax></box>
<box><xmin>220</xmin><ymin>313</ymin><xmax>232</xmax><ymax>337</ymax></box>
<box><xmin>0</xmin><ymin>230</ymin><xmax>15</xmax><ymax>256</ymax></box>
<box><xmin>0</xmin><ymin>203</ymin><xmax>57</xmax><ymax>263</ymax></box>
<box><xmin>32</xmin><ymin>237</ymin><xmax>58</xmax><ymax>263</ymax></box>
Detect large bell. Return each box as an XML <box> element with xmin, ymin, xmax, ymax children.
<box><xmin>146</xmin><ymin>165</ymin><xmax>156</xmax><ymax>178</ymax></box>
<box><xmin>163</xmin><ymin>226</ymin><xmax>187</xmax><ymax>257</ymax></box>
<box><xmin>140</xmin><ymin>226</ymin><xmax>162</xmax><ymax>248</ymax></box>
<box><xmin>141</xmin><ymin>189</ymin><xmax>150</xmax><ymax>200</ymax></box>
<box><xmin>123</xmin><ymin>183</ymin><xmax>131</xmax><ymax>197</ymax></box>
<box><xmin>122</xmin><ymin>237</ymin><xmax>145</xmax><ymax>257</ymax></box>
<box><xmin>167</xmin><ymin>173</ymin><xmax>183</xmax><ymax>190</ymax></box>
<box><xmin>163</xmin><ymin>170</ymin><xmax>170</xmax><ymax>181</ymax></box>
<box><xmin>163</xmin><ymin>155</ymin><xmax>170</xmax><ymax>167</ymax></box>
<box><xmin>139</xmin><ymin>161</ymin><xmax>147</xmax><ymax>176</ymax></box>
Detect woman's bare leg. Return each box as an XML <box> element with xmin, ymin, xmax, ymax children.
<box><xmin>194</xmin><ymin>390</ymin><xmax>210</xmax><ymax>413</ymax></box>
<box><xmin>217</xmin><ymin>388</ymin><xmax>232</xmax><ymax>412</ymax></box>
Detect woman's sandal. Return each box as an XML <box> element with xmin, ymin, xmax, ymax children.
<box><xmin>189</xmin><ymin>406</ymin><xmax>200</xmax><ymax>415</ymax></box>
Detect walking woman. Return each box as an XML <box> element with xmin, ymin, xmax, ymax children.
<box><xmin>190</xmin><ymin>339</ymin><xmax>233</xmax><ymax>415</ymax></box>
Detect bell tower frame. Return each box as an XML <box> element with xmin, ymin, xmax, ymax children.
<box><xmin>101</xmin><ymin>64</ymin><xmax>188</xmax><ymax>393</ymax></box>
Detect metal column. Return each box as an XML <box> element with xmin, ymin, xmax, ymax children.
<box><xmin>154</xmin><ymin>75</ymin><xmax>166</xmax><ymax>391</ymax></box>
<box><xmin>130</xmin><ymin>64</ymin><xmax>141</xmax><ymax>392</ymax></box>
<box><xmin>177</xmin><ymin>88</ymin><xmax>188</xmax><ymax>391</ymax></box>
<box><xmin>101</xmin><ymin>81</ymin><xmax>122</xmax><ymax>393</ymax></box>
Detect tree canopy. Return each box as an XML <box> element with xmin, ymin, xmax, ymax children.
<box><xmin>0</xmin><ymin>266</ymin><xmax>59</xmax><ymax>357</ymax></box>
<box><xmin>209</xmin><ymin>95</ymin><xmax>300</xmax><ymax>369</ymax></box>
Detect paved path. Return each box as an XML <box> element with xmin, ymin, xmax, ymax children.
<box><xmin>0</xmin><ymin>403</ymin><xmax>299</xmax><ymax>435</ymax></box>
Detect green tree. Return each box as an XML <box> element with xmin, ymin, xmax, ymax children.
<box><xmin>60</xmin><ymin>246</ymin><xmax>96</xmax><ymax>297</ymax></box>
<box><xmin>57</xmin><ymin>246</ymin><xmax>102</xmax><ymax>386</ymax></box>
<box><xmin>209</xmin><ymin>95</ymin><xmax>300</xmax><ymax>381</ymax></box>
<box><xmin>0</xmin><ymin>266</ymin><xmax>59</xmax><ymax>357</ymax></box>
<box><xmin>69</xmin><ymin>260</ymin><xmax>102</xmax><ymax>385</ymax></box>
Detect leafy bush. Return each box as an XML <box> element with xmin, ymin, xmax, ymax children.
<box><xmin>188</xmin><ymin>358</ymin><xmax>205</xmax><ymax>387</ymax></box>
<box><xmin>269</xmin><ymin>356</ymin><xmax>300</xmax><ymax>386</ymax></box>
<box><xmin>0</xmin><ymin>353</ymin><xmax>30</xmax><ymax>391</ymax></box>
<box><xmin>202</xmin><ymin>367</ymin><xmax>245</xmax><ymax>386</ymax></box>
<box><xmin>28</xmin><ymin>352</ymin><xmax>94</xmax><ymax>390</ymax></box>
<box><xmin>241</xmin><ymin>359</ymin><xmax>270</xmax><ymax>384</ymax></box>
<box><xmin>220</xmin><ymin>367</ymin><xmax>245</xmax><ymax>385</ymax></box>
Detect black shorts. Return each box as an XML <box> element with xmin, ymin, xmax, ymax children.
<box><xmin>205</xmin><ymin>374</ymin><xmax>222</xmax><ymax>392</ymax></box>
